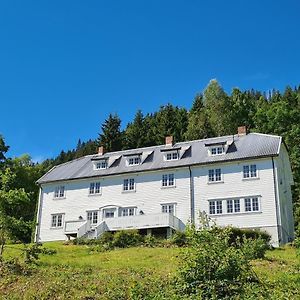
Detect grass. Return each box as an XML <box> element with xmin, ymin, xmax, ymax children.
<box><xmin>0</xmin><ymin>242</ymin><xmax>299</xmax><ymax>299</ymax></box>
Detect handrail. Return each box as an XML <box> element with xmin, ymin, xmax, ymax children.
<box><xmin>77</xmin><ymin>220</ymin><xmax>91</xmax><ymax>238</ymax></box>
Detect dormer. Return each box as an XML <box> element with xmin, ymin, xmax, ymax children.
<box><xmin>92</xmin><ymin>146</ymin><xmax>108</xmax><ymax>170</ymax></box>
<box><xmin>164</xmin><ymin>150</ymin><xmax>179</xmax><ymax>161</ymax></box>
<box><xmin>124</xmin><ymin>153</ymin><xmax>142</xmax><ymax>167</ymax></box>
<box><xmin>205</xmin><ymin>141</ymin><xmax>227</xmax><ymax>156</ymax></box>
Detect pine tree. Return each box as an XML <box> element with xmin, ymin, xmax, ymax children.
<box><xmin>98</xmin><ymin>113</ymin><xmax>123</xmax><ymax>152</ymax></box>
<box><xmin>0</xmin><ymin>135</ymin><xmax>9</xmax><ymax>164</ymax></box>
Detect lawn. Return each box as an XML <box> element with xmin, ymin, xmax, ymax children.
<box><xmin>0</xmin><ymin>242</ymin><xmax>299</xmax><ymax>299</ymax></box>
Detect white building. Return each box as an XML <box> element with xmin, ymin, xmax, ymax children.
<box><xmin>35</xmin><ymin>127</ymin><xmax>294</xmax><ymax>246</ymax></box>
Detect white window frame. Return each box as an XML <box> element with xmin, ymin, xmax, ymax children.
<box><xmin>162</xmin><ymin>173</ymin><xmax>175</xmax><ymax>187</ymax></box>
<box><xmin>51</xmin><ymin>213</ymin><xmax>64</xmax><ymax>228</ymax></box>
<box><xmin>164</xmin><ymin>151</ymin><xmax>179</xmax><ymax>161</ymax></box>
<box><xmin>161</xmin><ymin>203</ymin><xmax>176</xmax><ymax>215</ymax></box>
<box><xmin>94</xmin><ymin>160</ymin><xmax>107</xmax><ymax>170</ymax></box>
<box><xmin>54</xmin><ymin>186</ymin><xmax>65</xmax><ymax>199</ymax></box>
<box><xmin>209</xmin><ymin>200</ymin><xmax>223</xmax><ymax>215</ymax></box>
<box><xmin>87</xmin><ymin>210</ymin><xmax>99</xmax><ymax>225</ymax></box>
<box><xmin>243</xmin><ymin>164</ymin><xmax>258</xmax><ymax>180</ymax></box>
<box><xmin>127</xmin><ymin>155</ymin><xmax>141</xmax><ymax>166</ymax></box>
<box><xmin>119</xmin><ymin>207</ymin><xmax>136</xmax><ymax>217</ymax></box>
<box><xmin>226</xmin><ymin>199</ymin><xmax>241</xmax><ymax>213</ymax></box>
<box><xmin>208</xmin><ymin>168</ymin><xmax>222</xmax><ymax>183</ymax></box>
<box><xmin>89</xmin><ymin>182</ymin><xmax>101</xmax><ymax>195</ymax></box>
<box><xmin>244</xmin><ymin>197</ymin><xmax>260</xmax><ymax>212</ymax></box>
<box><xmin>123</xmin><ymin>178</ymin><xmax>136</xmax><ymax>192</ymax></box>
<box><xmin>103</xmin><ymin>208</ymin><xmax>116</xmax><ymax>219</ymax></box>
<box><xmin>209</xmin><ymin>146</ymin><xmax>225</xmax><ymax>156</ymax></box>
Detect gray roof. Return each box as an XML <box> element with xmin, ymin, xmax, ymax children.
<box><xmin>37</xmin><ymin>133</ymin><xmax>282</xmax><ymax>184</ymax></box>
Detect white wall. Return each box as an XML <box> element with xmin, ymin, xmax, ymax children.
<box><xmin>192</xmin><ymin>158</ymin><xmax>280</xmax><ymax>246</ymax></box>
<box><xmin>37</xmin><ymin>168</ymin><xmax>191</xmax><ymax>242</ymax></box>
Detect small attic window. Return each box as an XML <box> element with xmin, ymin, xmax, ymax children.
<box><xmin>210</xmin><ymin>146</ymin><xmax>225</xmax><ymax>156</ymax></box>
<box><xmin>94</xmin><ymin>160</ymin><xmax>107</xmax><ymax>170</ymax></box>
<box><xmin>127</xmin><ymin>155</ymin><xmax>141</xmax><ymax>166</ymax></box>
<box><xmin>165</xmin><ymin>151</ymin><xmax>179</xmax><ymax>161</ymax></box>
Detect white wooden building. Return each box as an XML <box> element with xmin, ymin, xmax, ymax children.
<box><xmin>35</xmin><ymin>127</ymin><xmax>294</xmax><ymax>246</ymax></box>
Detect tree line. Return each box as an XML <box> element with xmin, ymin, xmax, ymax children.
<box><xmin>0</xmin><ymin>79</ymin><xmax>299</xmax><ymax>243</ymax></box>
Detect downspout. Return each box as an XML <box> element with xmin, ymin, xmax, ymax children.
<box><xmin>34</xmin><ymin>186</ymin><xmax>43</xmax><ymax>243</ymax></box>
<box><xmin>188</xmin><ymin>166</ymin><xmax>195</xmax><ymax>225</ymax></box>
<box><xmin>271</xmin><ymin>157</ymin><xmax>281</xmax><ymax>245</ymax></box>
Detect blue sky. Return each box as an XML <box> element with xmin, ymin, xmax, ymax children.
<box><xmin>1</xmin><ymin>0</ymin><xmax>299</xmax><ymax>161</ymax></box>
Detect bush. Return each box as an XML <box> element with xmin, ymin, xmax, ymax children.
<box><xmin>174</xmin><ymin>225</ymin><xmax>259</xmax><ymax>299</ymax></box>
<box><xmin>171</xmin><ymin>231</ymin><xmax>187</xmax><ymax>247</ymax></box>
<box><xmin>112</xmin><ymin>230</ymin><xmax>143</xmax><ymax>248</ymax></box>
<box><xmin>228</xmin><ymin>227</ymin><xmax>271</xmax><ymax>246</ymax></box>
<box><xmin>240</xmin><ymin>236</ymin><xmax>270</xmax><ymax>259</ymax></box>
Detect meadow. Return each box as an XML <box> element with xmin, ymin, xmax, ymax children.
<box><xmin>0</xmin><ymin>242</ymin><xmax>299</xmax><ymax>299</ymax></box>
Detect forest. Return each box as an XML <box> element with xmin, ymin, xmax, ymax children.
<box><xmin>0</xmin><ymin>79</ymin><xmax>300</xmax><ymax>243</ymax></box>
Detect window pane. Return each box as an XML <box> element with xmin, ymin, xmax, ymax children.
<box><xmin>89</xmin><ymin>183</ymin><xmax>95</xmax><ymax>194</ymax></box>
<box><xmin>172</xmin><ymin>152</ymin><xmax>178</xmax><ymax>160</ymax></box>
<box><xmin>215</xmin><ymin>169</ymin><xmax>221</xmax><ymax>181</ymax></box>
<box><xmin>92</xmin><ymin>212</ymin><xmax>98</xmax><ymax>224</ymax></box>
<box><xmin>217</xmin><ymin>147</ymin><xmax>223</xmax><ymax>154</ymax></box>
<box><xmin>209</xmin><ymin>169</ymin><xmax>214</xmax><ymax>182</ymax></box>
<box><xmin>209</xmin><ymin>201</ymin><xmax>215</xmax><ymax>214</ymax></box>
<box><xmin>162</xmin><ymin>174</ymin><xmax>168</xmax><ymax>186</ymax></box>
<box><xmin>129</xmin><ymin>208</ymin><xmax>134</xmax><ymax>216</ymax></box>
<box><xmin>243</xmin><ymin>166</ymin><xmax>250</xmax><ymax>178</ymax></box>
<box><xmin>211</xmin><ymin>148</ymin><xmax>217</xmax><ymax>155</ymax></box>
<box><xmin>54</xmin><ymin>187</ymin><xmax>59</xmax><ymax>198</ymax></box>
<box><xmin>166</xmin><ymin>153</ymin><xmax>172</xmax><ymax>160</ymax></box>
<box><xmin>57</xmin><ymin>215</ymin><xmax>62</xmax><ymax>227</ymax></box>
<box><xmin>123</xmin><ymin>179</ymin><xmax>129</xmax><ymax>190</ymax></box>
<box><xmin>162</xmin><ymin>205</ymin><xmax>168</xmax><ymax>213</ymax></box>
<box><xmin>250</xmin><ymin>165</ymin><xmax>257</xmax><ymax>177</ymax></box>
<box><xmin>234</xmin><ymin>199</ymin><xmax>240</xmax><ymax>212</ymax></box>
<box><xmin>129</xmin><ymin>178</ymin><xmax>135</xmax><ymax>190</ymax></box>
<box><xmin>95</xmin><ymin>182</ymin><xmax>101</xmax><ymax>194</ymax></box>
<box><xmin>216</xmin><ymin>200</ymin><xmax>222</xmax><ymax>214</ymax></box>
<box><xmin>59</xmin><ymin>186</ymin><xmax>65</xmax><ymax>198</ymax></box>
<box><xmin>227</xmin><ymin>200</ymin><xmax>233</xmax><ymax>213</ymax></box>
<box><xmin>51</xmin><ymin>215</ymin><xmax>57</xmax><ymax>227</ymax></box>
<box><xmin>245</xmin><ymin>198</ymin><xmax>251</xmax><ymax>212</ymax></box>
<box><xmin>252</xmin><ymin>197</ymin><xmax>259</xmax><ymax>211</ymax></box>
<box><xmin>169</xmin><ymin>174</ymin><xmax>174</xmax><ymax>186</ymax></box>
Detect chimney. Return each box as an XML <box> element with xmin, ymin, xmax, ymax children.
<box><xmin>165</xmin><ymin>136</ymin><xmax>173</xmax><ymax>146</ymax></box>
<box><xmin>237</xmin><ymin>126</ymin><xmax>247</xmax><ymax>136</ymax></box>
<box><xmin>98</xmin><ymin>146</ymin><xmax>105</xmax><ymax>155</ymax></box>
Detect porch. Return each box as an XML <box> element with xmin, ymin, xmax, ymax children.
<box><xmin>64</xmin><ymin>213</ymin><xmax>185</xmax><ymax>239</ymax></box>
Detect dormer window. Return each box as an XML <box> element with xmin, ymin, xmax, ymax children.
<box><xmin>165</xmin><ymin>151</ymin><xmax>179</xmax><ymax>161</ymax></box>
<box><xmin>94</xmin><ymin>160</ymin><xmax>107</xmax><ymax>170</ymax></box>
<box><xmin>210</xmin><ymin>146</ymin><xmax>225</xmax><ymax>156</ymax></box>
<box><xmin>128</xmin><ymin>156</ymin><xmax>141</xmax><ymax>166</ymax></box>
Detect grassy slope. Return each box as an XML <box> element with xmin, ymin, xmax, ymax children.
<box><xmin>1</xmin><ymin>243</ymin><xmax>299</xmax><ymax>299</ymax></box>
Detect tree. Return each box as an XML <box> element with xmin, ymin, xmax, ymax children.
<box><xmin>124</xmin><ymin>110</ymin><xmax>146</xmax><ymax>149</ymax></box>
<box><xmin>0</xmin><ymin>135</ymin><xmax>9</xmax><ymax>164</ymax></box>
<box><xmin>98</xmin><ymin>113</ymin><xmax>123</xmax><ymax>152</ymax></box>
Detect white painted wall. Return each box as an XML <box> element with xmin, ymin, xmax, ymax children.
<box><xmin>192</xmin><ymin>158</ymin><xmax>280</xmax><ymax>246</ymax></box>
<box><xmin>37</xmin><ymin>167</ymin><xmax>191</xmax><ymax>242</ymax></box>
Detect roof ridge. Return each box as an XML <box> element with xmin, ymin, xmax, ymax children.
<box><xmin>249</xmin><ymin>132</ymin><xmax>281</xmax><ymax>139</ymax></box>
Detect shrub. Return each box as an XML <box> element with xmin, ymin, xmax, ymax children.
<box><xmin>228</xmin><ymin>227</ymin><xmax>271</xmax><ymax>246</ymax></box>
<box><xmin>112</xmin><ymin>230</ymin><xmax>143</xmax><ymax>248</ymax></box>
<box><xmin>240</xmin><ymin>236</ymin><xmax>270</xmax><ymax>259</ymax></box>
<box><xmin>174</xmin><ymin>225</ymin><xmax>258</xmax><ymax>299</ymax></box>
<box><xmin>23</xmin><ymin>243</ymin><xmax>57</xmax><ymax>264</ymax></box>
<box><xmin>171</xmin><ymin>231</ymin><xmax>187</xmax><ymax>247</ymax></box>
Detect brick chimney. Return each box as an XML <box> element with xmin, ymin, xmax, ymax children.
<box><xmin>237</xmin><ymin>126</ymin><xmax>247</xmax><ymax>136</ymax></box>
<box><xmin>98</xmin><ymin>146</ymin><xmax>105</xmax><ymax>155</ymax></box>
<box><xmin>165</xmin><ymin>136</ymin><xmax>173</xmax><ymax>146</ymax></box>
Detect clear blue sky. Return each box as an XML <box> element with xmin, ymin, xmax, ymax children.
<box><xmin>1</xmin><ymin>0</ymin><xmax>299</xmax><ymax>161</ymax></box>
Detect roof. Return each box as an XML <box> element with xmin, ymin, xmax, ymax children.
<box><xmin>37</xmin><ymin>133</ymin><xmax>282</xmax><ymax>184</ymax></box>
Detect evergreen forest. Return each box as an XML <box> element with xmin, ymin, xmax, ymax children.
<box><xmin>1</xmin><ymin>79</ymin><xmax>300</xmax><ymax>242</ymax></box>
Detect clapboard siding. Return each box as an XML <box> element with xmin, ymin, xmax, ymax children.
<box><xmin>192</xmin><ymin>158</ymin><xmax>280</xmax><ymax>245</ymax></box>
<box><xmin>38</xmin><ymin>168</ymin><xmax>190</xmax><ymax>242</ymax></box>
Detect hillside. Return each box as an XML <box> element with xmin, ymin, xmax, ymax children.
<box><xmin>1</xmin><ymin>243</ymin><xmax>299</xmax><ymax>299</ymax></box>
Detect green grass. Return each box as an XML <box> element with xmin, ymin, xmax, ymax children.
<box><xmin>1</xmin><ymin>243</ymin><xmax>299</xmax><ymax>299</ymax></box>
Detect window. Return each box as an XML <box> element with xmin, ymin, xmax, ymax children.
<box><xmin>87</xmin><ymin>211</ymin><xmax>98</xmax><ymax>224</ymax></box>
<box><xmin>208</xmin><ymin>168</ymin><xmax>222</xmax><ymax>182</ymax></box>
<box><xmin>245</xmin><ymin>197</ymin><xmax>260</xmax><ymax>212</ymax></box>
<box><xmin>54</xmin><ymin>186</ymin><xmax>65</xmax><ymax>198</ymax></box>
<box><xmin>95</xmin><ymin>160</ymin><xmax>107</xmax><ymax>170</ymax></box>
<box><xmin>227</xmin><ymin>199</ymin><xmax>240</xmax><ymax>213</ymax></box>
<box><xmin>209</xmin><ymin>200</ymin><xmax>223</xmax><ymax>215</ymax></box>
<box><xmin>243</xmin><ymin>164</ymin><xmax>257</xmax><ymax>179</ymax></box>
<box><xmin>103</xmin><ymin>208</ymin><xmax>115</xmax><ymax>218</ymax></box>
<box><xmin>123</xmin><ymin>178</ymin><xmax>135</xmax><ymax>191</ymax></box>
<box><xmin>120</xmin><ymin>207</ymin><xmax>135</xmax><ymax>217</ymax></box>
<box><xmin>165</xmin><ymin>151</ymin><xmax>179</xmax><ymax>161</ymax></box>
<box><xmin>210</xmin><ymin>146</ymin><xmax>225</xmax><ymax>156</ymax></box>
<box><xmin>162</xmin><ymin>174</ymin><xmax>175</xmax><ymax>187</ymax></box>
<box><xmin>51</xmin><ymin>214</ymin><xmax>63</xmax><ymax>228</ymax></box>
<box><xmin>128</xmin><ymin>156</ymin><xmax>141</xmax><ymax>166</ymax></box>
<box><xmin>89</xmin><ymin>182</ymin><xmax>101</xmax><ymax>194</ymax></box>
<box><xmin>161</xmin><ymin>204</ymin><xmax>175</xmax><ymax>215</ymax></box>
